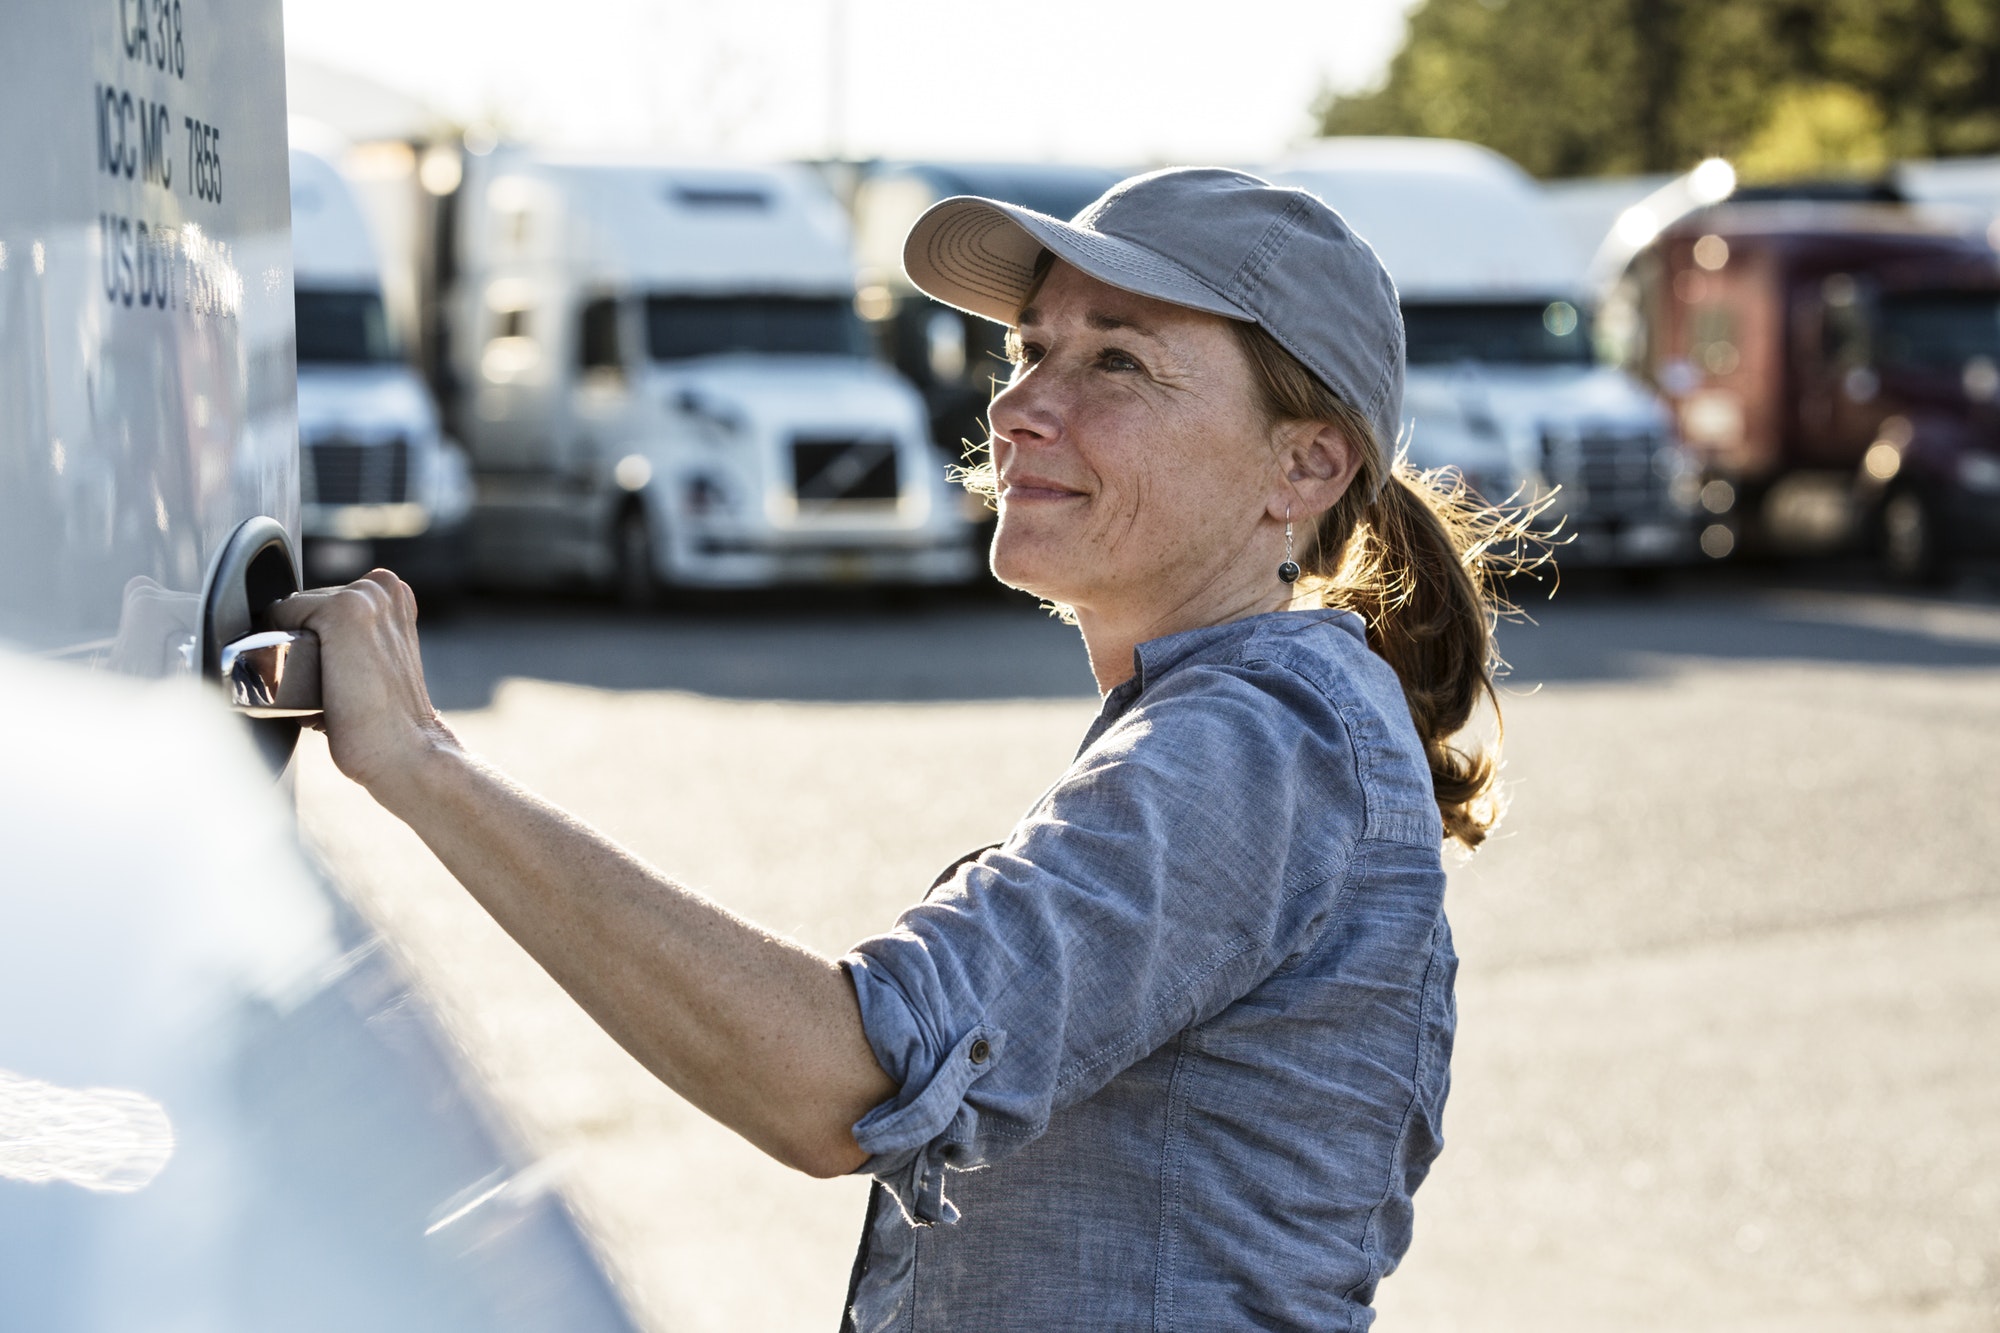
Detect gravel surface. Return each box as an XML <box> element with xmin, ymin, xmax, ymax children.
<box><xmin>297</xmin><ymin>580</ymin><xmax>2000</xmax><ymax>1332</ymax></box>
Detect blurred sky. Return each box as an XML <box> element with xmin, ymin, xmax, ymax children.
<box><xmin>282</xmin><ymin>0</ymin><xmax>1420</xmax><ymax>165</ymax></box>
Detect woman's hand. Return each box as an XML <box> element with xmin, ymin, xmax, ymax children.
<box><xmin>268</xmin><ymin>570</ymin><xmax>454</xmax><ymax>801</ymax></box>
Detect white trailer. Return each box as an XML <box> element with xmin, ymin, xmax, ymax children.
<box><xmin>0</xmin><ymin>0</ymin><xmax>297</xmax><ymax>669</ymax></box>
<box><xmin>1270</xmin><ymin>138</ymin><xmax>1707</xmax><ymax>567</ymax></box>
<box><xmin>446</xmin><ymin>149</ymin><xmax>978</xmax><ymax>599</ymax></box>
<box><xmin>0</xmin><ymin>6</ymin><xmax>638</xmax><ymax>1326</ymax></box>
<box><xmin>290</xmin><ymin>145</ymin><xmax>471</xmax><ymax>593</ymax></box>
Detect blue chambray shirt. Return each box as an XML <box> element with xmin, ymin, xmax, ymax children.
<box><xmin>840</xmin><ymin>609</ymin><xmax>1457</xmax><ymax>1332</ymax></box>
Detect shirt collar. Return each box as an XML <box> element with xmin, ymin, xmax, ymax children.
<box><xmin>1083</xmin><ymin>609</ymin><xmax>1366</xmax><ymax>752</ymax></box>
<box><xmin>1134</xmin><ymin>609</ymin><xmax>1364</xmax><ymax>689</ymax></box>
<box><xmin>1130</xmin><ymin>618</ymin><xmax>1262</xmax><ymax>692</ymax></box>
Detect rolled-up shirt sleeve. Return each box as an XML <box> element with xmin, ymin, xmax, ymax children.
<box><xmin>841</xmin><ymin>660</ymin><xmax>1366</xmax><ymax>1225</ymax></box>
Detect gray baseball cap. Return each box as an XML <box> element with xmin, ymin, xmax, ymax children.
<box><xmin>901</xmin><ymin>166</ymin><xmax>1406</xmax><ymax>486</ymax></box>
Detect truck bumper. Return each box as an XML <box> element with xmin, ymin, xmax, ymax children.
<box><xmin>302</xmin><ymin>524</ymin><xmax>470</xmax><ymax>592</ymax></box>
<box><xmin>668</xmin><ymin>535</ymin><xmax>979</xmax><ymax>588</ymax></box>
<box><xmin>1552</xmin><ymin>517</ymin><xmax>1703</xmax><ymax>567</ymax></box>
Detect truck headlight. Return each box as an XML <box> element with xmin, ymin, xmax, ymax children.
<box><xmin>615</xmin><ymin>454</ymin><xmax>653</xmax><ymax>491</ymax></box>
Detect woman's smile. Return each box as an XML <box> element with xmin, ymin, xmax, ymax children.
<box><xmin>998</xmin><ymin>474</ymin><xmax>1087</xmax><ymax>504</ymax></box>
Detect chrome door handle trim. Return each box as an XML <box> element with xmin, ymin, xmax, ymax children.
<box><xmin>218</xmin><ymin>629</ymin><xmax>322</xmax><ymax>719</ymax></box>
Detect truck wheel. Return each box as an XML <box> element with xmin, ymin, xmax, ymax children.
<box><xmin>613</xmin><ymin>507</ymin><xmax>662</xmax><ymax>610</ymax></box>
<box><xmin>1881</xmin><ymin>489</ymin><xmax>1943</xmax><ymax>585</ymax></box>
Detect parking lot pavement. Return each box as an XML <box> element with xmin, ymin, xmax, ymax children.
<box><xmin>297</xmin><ymin>578</ymin><xmax>2000</xmax><ymax>1333</ymax></box>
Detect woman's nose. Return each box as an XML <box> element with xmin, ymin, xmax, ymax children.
<box><xmin>987</xmin><ymin>370</ymin><xmax>1063</xmax><ymax>452</ymax></box>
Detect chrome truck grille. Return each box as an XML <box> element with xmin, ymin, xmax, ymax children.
<box><xmin>1541</xmin><ymin>427</ymin><xmax>1667</xmax><ymax>517</ymax></box>
<box><xmin>791</xmin><ymin>437</ymin><xmax>899</xmax><ymax>504</ymax></box>
<box><xmin>305</xmin><ymin>438</ymin><xmax>410</xmax><ymax>506</ymax></box>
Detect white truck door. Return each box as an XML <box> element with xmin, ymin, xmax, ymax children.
<box><xmin>0</xmin><ymin>0</ymin><xmax>297</xmax><ymax>681</ymax></box>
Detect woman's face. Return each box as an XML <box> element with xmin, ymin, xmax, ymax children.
<box><xmin>986</xmin><ymin>261</ymin><xmax>1280</xmax><ymax>618</ymax></box>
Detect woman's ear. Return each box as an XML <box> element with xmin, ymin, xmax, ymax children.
<box><xmin>1269</xmin><ymin>420</ymin><xmax>1362</xmax><ymax>521</ymax></box>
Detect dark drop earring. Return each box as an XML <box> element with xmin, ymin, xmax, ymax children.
<box><xmin>1278</xmin><ymin>518</ymin><xmax>1301</xmax><ymax>585</ymax></box>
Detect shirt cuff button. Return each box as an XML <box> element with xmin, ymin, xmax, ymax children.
<box><xmin>968</xmin><ymin>1038</ymin><xmax>991</xmax><ymax>1064</ymax></box>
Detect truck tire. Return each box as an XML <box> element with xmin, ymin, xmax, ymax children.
<box><xmin>613</xmin><ymin>506</ymin><xmax>663</xmax><ymax>610</ymax></box>
<box><xmin>1881</xmin><ymin>488</ymin><xmax>1944</xmax><ymax>585</ymax></box>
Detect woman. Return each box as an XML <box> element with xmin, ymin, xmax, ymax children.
<box><xmin>277</xmin><ymin>167</ymin><xmax>1518</xmax><ymax>1330</ymax></box>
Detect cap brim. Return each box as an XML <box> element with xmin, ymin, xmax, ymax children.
<box><xmin>902</xmin><ymin>196</ymin><xmax>1254</xmax><ymax>327</ymax></box>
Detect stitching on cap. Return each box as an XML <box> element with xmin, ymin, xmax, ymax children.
<box><xmin>1264</xmin><ymin>319</ymin><xmax>1360</xmax><ymax>424</ymax></box>
<box><xmin>1065</xmin><ymin>228</ymin><xmax>1209</xmax><ymax>285</ymax></box>
<box><xmin>937</xmin><ymin>212</ymin><xmax>1034</xmax><ymax>290</ymax></box>
<box><xmin>924</xmin><ymin>200</ymin><xmax>1260</xmax><ymax>326</ymax></box>
<box><xmin>925</xmin><ymin>209</ymin><xmax>1037</xmax><ymax>308</ymax></box>
<box><xmin>1223</xmin><ymin>194</ymin><xmax>1399</xmax><ymax>450</ymax></box>
<box><xmin>1257</xmin><ymin>281</ymin><xmax>1398</xmax><ymax>457</ymax></box>
<box><xmin>1223</xmin><ymin>193</ymin><xmax>1311</xmax><ymax>306</ymax></box>
<box><xmin>1038</xmin><ymin>226</ymin><xmax>1248</xmax><ymax>316</ymax></box>
<box><xmin>950</xmin><ymin>211</ymin><xmax>1032</xmax><ymax>286</ymax></box>
<box><xmin>1364</xmin><ymin>318</ymin><xmax>1401</xmax><ymax>427</ymax></box>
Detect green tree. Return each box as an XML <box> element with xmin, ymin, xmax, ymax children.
<box><xmin>1734</xmin><ymin>83</ymin><xmax>1890</xmax><ymax>180</ymax></box>
<box><xmin>1316</xmin><ymin>0</ymin><xmax>2000</xmax><ymax>178</ymax></box>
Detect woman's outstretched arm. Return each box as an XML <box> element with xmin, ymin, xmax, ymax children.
<box><xmin>271</xmin><ymin>571</ymin><xmax>896</xmax><ymax>1178</ymax></box>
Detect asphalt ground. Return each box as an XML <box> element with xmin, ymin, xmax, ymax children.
<box><xmin>296</xmin><ymin>567</ymin><xmax>2000</xmax><ymax>1332</ymax></box>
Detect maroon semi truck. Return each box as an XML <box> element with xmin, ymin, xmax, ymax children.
<box><xmin>1620</xmin><ymin>202</ymin><xmax>2000</xmax><ymax>578</ymax></box>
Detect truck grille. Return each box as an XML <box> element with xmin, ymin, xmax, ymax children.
<box><xmin>306</xmin><ymin>438</ymin><xmax>410</xmax><ymax>506</ymax></box>
<box><xmin>1542</xmin><ymin>428</ymin><xmax>1666</xmax><ymax>517</ymax></box>
<box><xmin>791</xmin><ymin>438</ymin><xmax>899</xmax><ymax>504</ymax></box>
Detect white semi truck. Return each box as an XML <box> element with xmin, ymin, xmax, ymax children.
<box><xmin>290</xmin><ymin>145</ymin><xmax>471</xmax><ymax>594</ymax></box>
<box><xmin>443</xmin><ymin>149</ymin><xmax>978</xmax><ymax>601</ymax></box>
<box><xmin>1271</xmin><ymin>139</ymin><xmax>1708</xmax><ymax>568</ymax></box>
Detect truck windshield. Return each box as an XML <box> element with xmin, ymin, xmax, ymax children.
<box><xmin>294</xmin><ymin>288</ymin><xmax>398</xmax><ymax>364</ymax></box>
<box><xmin>1878</xmin><ymin>291</ymin><xmax>2000</xmax><ymax>370</ymax></box>
<box><xmin>1403</xmin><ymin>302</ymin><xmax>1594</xmax><ymax>367</ymax></box>
<box><xmin>645</xmin><ymin>296</ymin><xmax>866</xmax><ymax>361</ymax></box>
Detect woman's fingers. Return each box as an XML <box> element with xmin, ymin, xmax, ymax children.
<box><xmin>380</xmin><ymin>568</ymin><xmax>419</xmax><ymax>623</ymax></box>
<box><xmin>270</xmin><ymin>570</ymin><xmax>454</xmax><ymax>794</ymax></box>
<box><xmin>265</xmin><ymin>585</ymin><xmax>341</xmax><ymax>631</ymax></box>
